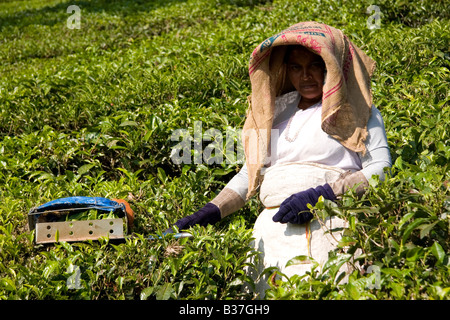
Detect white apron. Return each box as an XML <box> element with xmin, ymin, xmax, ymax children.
<box><xmin>248</xmin><ymin>162</ymin><xmax>351</xmax><ymax>298</ymax></box>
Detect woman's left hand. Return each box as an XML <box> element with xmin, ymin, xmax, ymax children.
<box><xmin>272</xmin><ymin>184</ymin><xmax>336</xmax><ymax>224</ymax></box>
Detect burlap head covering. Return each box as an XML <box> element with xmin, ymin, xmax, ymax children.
<box><xmin>242</xmin><ymin>21</ymin><xmax>376</xmax><ymax>200</ymax></box>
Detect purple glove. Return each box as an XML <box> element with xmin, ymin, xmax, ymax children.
<box><xmin>168</xmin><ymin>203</ymin><xmax>221</xmax><ymax>232</ymax></box>
<box><xmin>272</xmin><ymin>184</ymin><xmax>336</xmax><ymax>224</ymax></box>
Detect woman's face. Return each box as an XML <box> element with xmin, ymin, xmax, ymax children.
<box><xmin>286</xmin><ymin>46</ymin><xmax>325</xmax><ymax>103</ymax></box>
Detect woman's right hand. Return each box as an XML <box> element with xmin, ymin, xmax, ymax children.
<box><xmin>166</xmin><ymin>202</ymin><xmax>221</xmax><ymax>233</ymax></box>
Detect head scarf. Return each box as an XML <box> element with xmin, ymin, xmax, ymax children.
<box><xmin>242</xmin><ymin>21</ymin><xmax>376</xmax><ymax>200</ymax></box>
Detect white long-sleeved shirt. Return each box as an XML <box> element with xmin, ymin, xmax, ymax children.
<box><xmin>225</xmin><ymin>91</ymin><xmax>392</xmax><ymax>200</ymax></box>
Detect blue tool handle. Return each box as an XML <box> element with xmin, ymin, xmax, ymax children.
<box><xmin>147</xmin><ymin>232</ymin><xmax>193</xmax><ymax>240</ymax></box>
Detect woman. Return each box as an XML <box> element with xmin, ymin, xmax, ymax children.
<box><xmin>168</xmin><ymin>22</ymin><xmax>391</xmax><ymax>297</ymax></box>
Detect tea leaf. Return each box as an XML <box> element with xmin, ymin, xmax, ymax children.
<box><xmin>431</xmin><ymin>242</ymin><xmax>445</xmax><ymax>264</ymax></box>
<box><xmin>140</xmin><ymin>287</ymin><xmax>154</xmax><ymax>300</ymax></box>
<box><xmin>156</xmin><ymin>283</ymin><xmax>174</xmax><ymax>300</ymax></box>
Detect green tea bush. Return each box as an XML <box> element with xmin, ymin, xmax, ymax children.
<box><xmin>0</xmin><ymin>0</ymin><xmax>448</xmax><ymax>300</ymax></box>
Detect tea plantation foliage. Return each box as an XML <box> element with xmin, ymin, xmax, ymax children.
<box><xmin>0</xmin><ymin>0</ymin><xmax>448</xmax><ymax>300</ymax></box>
